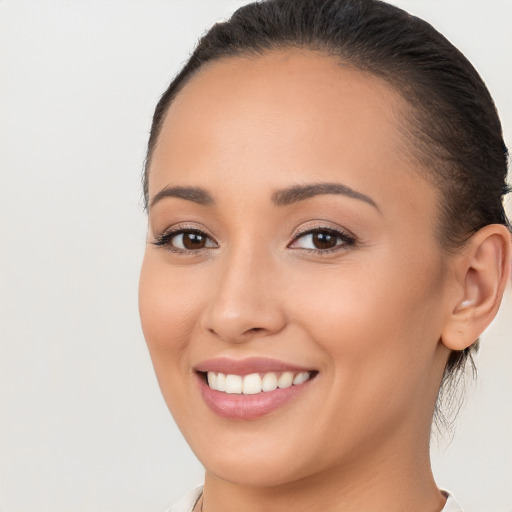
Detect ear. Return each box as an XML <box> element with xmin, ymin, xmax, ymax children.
<box><xmin>441</xmin><ymin>224</ymin><xmax>511</xmax><ymax>351</ymax></box>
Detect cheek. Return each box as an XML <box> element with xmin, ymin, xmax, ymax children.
<box><xmin>138</xmin><ymin>252</ymin><xmax>204</xmax><ymax>373</ymax></box>
<box><xmin>287</xmin><ymin>252</ymin><xmax>444</xmax><ymax>379</ymax></box>
<box><xmin>286</xmin><ymin>258</ymin><xmax>445</xmax><ymax>446</ymax></box>
<box><xmin>138</xmin><ymin>252</ymin><xmax>214</xmax><ymax>430</ymax></box>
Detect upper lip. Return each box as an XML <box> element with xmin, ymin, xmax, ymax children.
<box><xmin>194</xmin><ymin>357</ymin><xmax>314</xmax><ymax>376</ymax></box>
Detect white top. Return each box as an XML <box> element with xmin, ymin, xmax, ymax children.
<box><xmin>167</xmin><ymin>487</ymin><xmax>463</xmax><ymax>512</ymax></box>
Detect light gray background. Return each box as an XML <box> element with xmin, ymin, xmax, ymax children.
<box><xmin>0</xmin><ymin>1</ymin><xmax>510</xmax><ymax>511</ymax></box>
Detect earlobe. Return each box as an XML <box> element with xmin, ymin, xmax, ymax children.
<box><xmin>441</xmin><ymin>224</ymin><xmax>511</xmax><ymax>351</ymax></box>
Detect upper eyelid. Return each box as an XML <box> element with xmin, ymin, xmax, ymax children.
<box><xmin>155</xmin><ymin>223</ymin><xmax>216</xmax><ymax>239</ymax></box>
<box><xmin>155</xmin><ymin>222</ymin><xmax>348</xmax><ymax>239</ymax></box>
<box><xmin>291</xmin><ymin>223</ymin><xmax>355</xmax><ymax>240</ymax></box>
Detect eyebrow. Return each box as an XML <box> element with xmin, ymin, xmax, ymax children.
<box><xmin>149</xmin><ymin>181</ymin><xmax>378</xmax><ymax>211</ymax></box>
<box><xmin>272</xmin><ymin>182</ymin><xmax>379</xmax><ymax>210</ymax></box>
<box><xmin>149</xmin><ymin>185</ymin><xmax>215</xmax><ymax>209</ymax></box>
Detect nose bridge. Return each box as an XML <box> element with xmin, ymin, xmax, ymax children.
<box><xmin>201</xmin><ymin>236</ymin><xmax>285</xmax><ymax>342</ymax></box>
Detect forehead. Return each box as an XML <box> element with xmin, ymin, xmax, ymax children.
<box><xmin>160</xmin><ymin>50</ymin><xmax>407</xmax><ymax>158</ymax></box>
<box><xmin>149</xmin><ymin>49</ymin><xmax>434</xmax><ymax>221</ymax></box>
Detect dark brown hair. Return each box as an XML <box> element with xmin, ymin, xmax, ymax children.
<box><xmin>143</xmin><ymin>0</ymin><xmax>510</xmax><ymax>415</ymax></box>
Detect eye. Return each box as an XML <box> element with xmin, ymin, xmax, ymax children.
<box><xmin>289</xmin><ymin>227</ymin><xmax>355</xmax><ymax>252</ymax></box>
<box><xmin>152</xmin><ymin>228</ymin><xmax>218</xmax><ymax>252</ymax></box>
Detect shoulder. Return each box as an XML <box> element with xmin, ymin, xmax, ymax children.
<box><xmin>165</xmin><ymin>486</ymin><xmax>203</xmax><ymax>512</ymax></box>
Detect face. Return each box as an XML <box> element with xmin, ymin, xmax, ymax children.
<box><xmin>139</xmin><ymin>50</ymin><xmax>453</xmax><ymax>487</ymax></box>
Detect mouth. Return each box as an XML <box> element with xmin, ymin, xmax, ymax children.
<box><xmin>194</xmin><ymin>358</ymin><xmax>318</xmax><ymax>420</ymax></box>
<box><xmin>202</xmin><ymin>370</ymin><xmax>314</xmax><ymax>394</ymax></box>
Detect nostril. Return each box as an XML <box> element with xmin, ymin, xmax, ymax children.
<box><xmin>241</xmin><ymin>327</ymin><xmax>270</xmax><ymax>338</ymax></box>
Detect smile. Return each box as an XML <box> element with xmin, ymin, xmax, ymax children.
<box><xmin>195</xmin><ymin>358</ymin><xmax>317</xmax><ymax>420</ymax></box>
<box><xmin>206</xmin><ymin>371</ymin><xmax>312</xmax><ymax>394</ymax></box>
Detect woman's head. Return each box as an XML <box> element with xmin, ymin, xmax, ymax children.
<box><xmin>139</xmin><ymin>0</ymin><xmax>510</xmax><ymax>490</ymax></box>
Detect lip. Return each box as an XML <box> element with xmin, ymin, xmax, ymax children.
<box><xmin>194</xmin><ymin>356</ymin><xmax>313</xmax><ymax>376</ymax></box>
<box><xmin>194</xmin><ymin>357</ymin><xmax>316</xmax><ymax>420</ymax></box>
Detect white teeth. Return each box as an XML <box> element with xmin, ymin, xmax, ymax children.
<box><xmin>207</xmin><ymin>371</ymin><xmax>217</xmax><ymax>388</ymax></box>
<box><xmin>216</xmin><ymin>372</ymin><xmax>226</xmax><ymax>392</ymax></box>
<box><xmin>207</xmin><ymin>371</ymin><xmax>311</xmax><ymax>394</ymax></box>
<box><xmin>242</xmin><ymin>373</ymin><xmax>262</xmax><ymax>394</ymax></box>
<box><xmin>225</xmin><ymin>374</ymin><xmax>243</xmax><ymax>394</ymax></box>
<box><xmin>261</xmin><ymin>372</ymin><xmax>278</xmax><ymax>392</ymax></box>
<box><xmin>277</xmin><ymin>371</ymin><xmax>294</xmax><ymax>389</ymax></box>
<box><xmin>293</xmin><ymin>372</ymin><xmax>310</xmax><ymax>385</ymax></box>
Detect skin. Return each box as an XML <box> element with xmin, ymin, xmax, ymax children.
<box><xmin>139</xmin><ymin>50</ymin><xmax>509</xmax><ymax>511</ymax></box>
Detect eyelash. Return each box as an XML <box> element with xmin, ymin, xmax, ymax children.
<box><xmin>152</xmin><ymin>226</ymin><xmax>217</xmax><ymax>254</ymax></box>
<box><xmin>151</xmin><ymin>225</ymin><xmax>356</xmax><ymax>255</ymax></box>
<box><xmin>288</xmin><ymin>226</ymin><xmax>356</xmax><ymax>254</ymax></box>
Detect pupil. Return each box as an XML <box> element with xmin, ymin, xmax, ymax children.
<box><xmin>313</xmin><ymin>232</ymin><xmax>336</xmax><ymax>249</ymax></box>
<box><xmin>184</xmin><ymin>233</ymin><xmax>205</xmax><ymax>249</ymax></box>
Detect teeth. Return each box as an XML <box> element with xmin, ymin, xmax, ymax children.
<box><xmin>207</xmin><ymin>372</ymin><xmax>217</xmax><ymax>388</ymax></box>
<box><xmin>207</xmin><ymin>371</ymin><xmax>311</xmax><ymax>394</ymax></box>
<box><xmin>225</xmin><ymin>374</ymin><xmax>243</xmax><ymax>394</ymax></box>
<box><xmin>216</xmin><ymin>372</ymin><xmax>226</xmax><ymax>392</ymax></box>
<box><xmin>293</xmin><ymin>372</ymin><xmax>310</xmax><ymax>385</ymax></box>
<box><xmin>277</xmin><ymin>371</ymin><xmax>294</xmax><ymax>389</ymax></box>
<box><xmin>242</xmin><ymin>373</ymin><xmax>262</xmax><ymax>394</ymax></box>
<box><xmin>261</xmin><ymin>372</ymin><xmax>278</xmax><ymax>392</ymax></box>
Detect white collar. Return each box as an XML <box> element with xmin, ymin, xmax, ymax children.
<box><xmin>441</xmin><ymin>490</ymin><xmax>463</xmax><ymax>511</ymax></box>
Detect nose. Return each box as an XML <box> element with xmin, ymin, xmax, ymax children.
<box><xmin>200</xmin><ymin>246</ymin><xmax>287</xmax><ymax>343</ymax></box>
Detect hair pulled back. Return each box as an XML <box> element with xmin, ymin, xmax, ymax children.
<box><xmin>143</xmin><ymin>0</ymin><xmax>511</xmax><ymax>417</ymax></box>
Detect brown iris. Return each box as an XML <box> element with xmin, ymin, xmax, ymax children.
<box><xmin>311</xmin><ymin>231</ymin><xmax>338</xmax><ymax>250</ymax></box>
<box><xmin>182</xmin><ymin>232</ymin><xmax>207</xmax><ymax>250</ymax></box>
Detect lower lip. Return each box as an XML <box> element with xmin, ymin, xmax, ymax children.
<box><xmin>197</xmin><ymin>374</ymin><xmax>313</xmax><ymax>420</ymax></box>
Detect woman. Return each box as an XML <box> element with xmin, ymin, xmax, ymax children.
<box><xmin>138</xmin><ymin>0</ymin><xmax>511</xmax><ymax>510</ymax></box>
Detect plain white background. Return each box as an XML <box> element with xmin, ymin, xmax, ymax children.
<box><xmin>0</xmin><ymin>1</ymin><xmax>510</xmax><ymax>511</ymax></box>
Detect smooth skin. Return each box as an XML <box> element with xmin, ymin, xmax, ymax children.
<box><xmin>139</xmin><ymin>50</ymin><xmax>511</xmax><ymax>512</ymax></box>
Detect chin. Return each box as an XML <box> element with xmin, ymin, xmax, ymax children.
<box><xmin>185</xmin><ymin>425</ymin><xmax>331</xmax><ymax>488</ymax></box>
<box><xmin>203</xmin><ymin>455</ymin><xmax>312</xmax><ymax>488</ymax></box>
